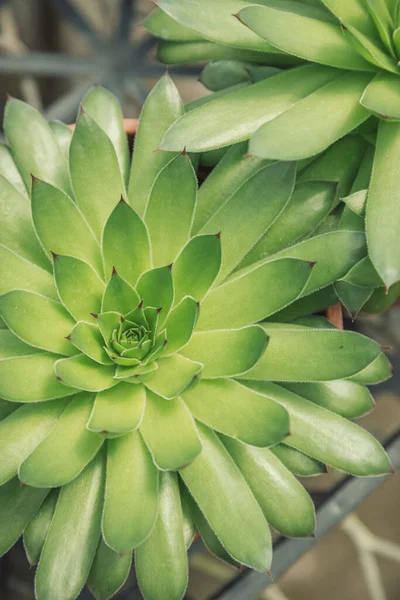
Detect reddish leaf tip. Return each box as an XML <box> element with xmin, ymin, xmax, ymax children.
<box><xmin>79</xmin><ymin>103</ymin><xmax>85</xmax><ymax>115</ymax></box>
<box><xmin>112</xmin><ymin>265</ymin><xmax>118</xmax><ymax>276</ymax></box>
<box><xmin>157</xmin><ymin>307</ymin><xmax>163</xmax><ymax>313</ymax></box>
<box><xmin>138</xmin><ymin>300</ymin><xmax>144</xmax><ymax>309</ymax></box>
<box><xmin>50</xmin><ymin>251</ymin><xmax>58</xmax><ymax>261</ymax></box>
<box><xmin>232</xmin><ymin>12</ymin><xmax>243</xmax><ymax>22</ymax></box>
<box><xmin>309</xmin><ymin>261</ymin><xmax>317</xmax><ymax>269</ymax></box>
<box><xmin>20</xmin><ymin>480</ymin><xmax>28</xmax><ymax>487</ymax></box>
<box><xmin>101</xmin><ymin>430</ymin><xmax>109</xmax><ymax>434</ymax></box>
<box><xmin>340</xmin><ymin>22</ymin><xmax>348</xmax><ymax>31</ymax></box>
<box><xmin>120</xmin><ymin>315</ymin><xmax>125</xmax><ymax>323</ymax></box>
<box><xmin>90</xmin><ymin>312</ymin><xmax>99</xmax><ymax>319</ymax></box>
<box><xmin>167</xmin><ymin>262</ymin><xmax>173</xmax><ymax>270</ymax></box>
<box><xmin>153</xmin><ymin>147</ymin><xmax>163</xmax><ymax>153</ymax></box>
<box><xmin>164</xmin><ymin>339</ymin><xmax>169</xmax><ymax>345</ymax></box>
<box><xmin>55</xmin><ymin>376</ymin><xmax>63</xmax><ymax>382</ymax></box>
<box><xmin>265</xmin><ymin>570</ymin><xmax>274</xmax><ymax>581</ymax></box>
<box><xmin>380</xmin><ymin>344</ymin><xmax>392</xmax><ymax>352</ymax></box>
<box><xmin>216</xmin><ymin>231</ymin><xmax>222</xmax><ymax>239</ymax></box>
<box><xmin>181</xmin><ymin>146</ymin><xmax>188</xmax><ymax>156</ymax></box>
<box><xmin>119</xmin><ymin>195</ymin><xmax>127</xmax><ymax>204</ymax></box>
<box><xmin>65</xmin><ymin>334</ymin><xmax>72</xmax><ymax>341</ymax></box>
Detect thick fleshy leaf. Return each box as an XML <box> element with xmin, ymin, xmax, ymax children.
<box><xmin>164</xmin><ymin>297</ymin><xmax>199</xmax><ymax>355</ymax></box>
<box><xmin>161</xmin><ymin>65</ymin><xmax>340</xmax><ymax>152</ymax></box>
<box><xmin>200</xmin><ymin>59</ymin><xmax>251</xmax><ymax>91</ymax></box>
<box><xmin>282</xmin><ymin>380</ymin><xmax>374</xmax><ymax>418</ymax></box>
<box><xmin>348</xmin><ymin>352</ymin><xmax>392</xmax><ymax>384</ymax></box>
<box><xmin>0</xmin><ymin>329</ymin><xmax>41</xmax><ymax>359</ymax></box>
<box><xmin>129</xmin><ymin>75</ymin><xmax>183</xmax><ymax>216</ymax></box>
<box><xmin>135</xmin><ymin>471</ymin><xmax>188</xmax><ymax>600</ymax></box>
<box><xmin>366</xmin><ymin>119</ymin><xmax>400</xmax><ymax>287</ymax></box>
<box><xmin>201</xmin><ymin>161</ymin><xmax>296</xmax><ymax>280</ymax></box>
<box><xmin>223</xmin><ymin>435</ymin><xmax>316</xmax><ymax>538</ymax></box>
<box><xmin>49</xmin><ymin>120</ymin><xmax>73</xmax><ymax>160</ymax></box>
<box><xmin>69</xmin><ymin>321</ymin><xmax>112</xmax><ymax>365</ymax></box>
<box><xmin>198</xmin><ymin>258</ymin><xmax>312</xmax><ymax>330</ymax></box>
<box><xmin>0</xmin><ymin>477</ymin><xmax>49</xmax><ymax>557</ymax></box>
<box><xmin>31</xmin><ymin>178</ymin><xmax>102</xmax><ymax>274</ymax></box>
<box><xmin>19</xmin><ymin>392</ymin><xmax>103</xmax><ymax>487</ymax></box>
<box><xmin>141</xmin><ymin>390</ymin><xmax>201</xmax><ymax>470</ymax></box>
<box><xmin>341</xmin><ymin>21</ymin><xmax>397</xmax><ymax>73</ymax></box>
<box><xmin>55</xmin><ymin>354</ymin><xmax>117</xmax><ymax>392</ymax></box>
<box><xmin>144</xmin><ymin>7</ymin><xmax>203</xmax><ymax>41</ymax></box>
<box><xmin>102</xmin><ymin>200</ymin><xmax>151</xmax><ymax>287</ymax></box>
<box><xmin>240</xmin><ymin>324</ymin><xmax>383</xmax><ymax>382</ymax></box>
<box><xmin>172</xmin><ymin>235</ymin><xmax>221</xmax><ymax>303</ymax></box>
<box><xmin>239</xmin><ymin>2</ymin><xmax>372</xmax><ymax>70</ymax></box>
<box><xmin>0</xmin><ymin>398</ymin><xmax>67</xmax><ymax>484</ymax></box>
<box><xmin>136</xmin><ymin>266</ymin><xmax>174</xmax><ymax>326</ymax></box>
<box><xmin>270</xmin><ymin>444</ymin><xmax>326</xmax><ymax>476</ymax></box>
<box><xmin>54</xmin><ymin>255</ymin><xmax>105</xmax><ymax>321</ymax></box>
<box><xmin>361</xmin><ymin>72</ymin><xmax>400</xmax><ymax>119</ymax></box>
<box><xmin>248</xmin><ymin>72</ymin><xmax>373</xmax><ymax>160</ymax></box>
<box><xmin>183</xmin><ymin>379</ymin><xmax>289</xmax><ymax>447</ymax></box>
<box><xmin>320</xmin><ymin>0</ymin><xmax>377</xmax><ymax>39</ymax></box>
<box><xmin>0</xmin><ymin>244</ymin><xmax>57</xmax><ymax>300</ymax></box>
<box><xmin>244</xmin><ymin>382</ymin><xmax>391</xmax><ymax>476</ymax></box>
<box><xmin>23</xmin><ymin>490</ymin><xmax>59</xmax><ymax>565</ymax></box>
<box><xmin>180</xmin><ymin>423</ymin><xmax>272</xmax><ymax>571</ymax></box>
<box><xmin>0</xmin><ymin>143</ymin><xmax>28</xmax><ymax>197</ymax></box>
<box><xmin>334</xmin><ymin>280</ymin><xmax>374</xmax><ymax>316</ymax></box>
<box><xmin>4</xmin><ymin>98</ymin><xmax>70</xmax><ymax>193</ymax></box>
<box><xmin>144</xmin><ymin>153</ymin><xmax>197</xmax><ymax>267</ymax></box>
<box><xmin>180</xmin><ymin>485</ymin><xmax>196</xmax><ymax>548</ymax></box>
<box><xmin>144</xmin><ymin>354</ymin><xmax>202</xmax><ymax>400</ymax></box>
<box><xmin>0</xmin><ymin>174</ymin><xmax>49</xmax><ymax>269</ymax></box>
<box><xmin>0</xmin><ymin>290</ymin><xmax>76</xmax><ymax>356</ymax></box>
<box><xmin>103</xmin><ymin>431</ymin><xmax>159</xmax><ymax>552</ymax></box>
<box><xmin>181</xmin><ymin>326</ymin><xmax>267</xmax><ymax>378</ymax></box>
<box><xmin>102</xmin><ymin>270</ymin><xmax>140</xmax><ymax>314</ymax></box>
<box><xmin>0</xmin><ymin>353</ymin><xmax>74</xmax><ymax>402</ymax></box>
<box><xmin>88</xmin><ymin>539</ymin><xmax>132</xmax><ymax>600</ymax></box>
<box><xmin>0</xmin><ymin>398</ymin><xmax>18</xmax><ymax>420</ymax></box>
<box><xmin>82</xmin><ymin>86</ymin><xmax>129</xmax><ymax>186</ymax></box>
<box><xmin>35</xmin><ymin>448</ymin><xmax>105</xmax><ymax>600</ymax></box>
<box><xmin>87</xmin><ymin>383</ymin><xmax>146</xmax><ymax>434</ymax></box>
<box><xmin>70</xmin><ymin>110</ymin><xmax>125</xmax><ymax>239</ymax></box>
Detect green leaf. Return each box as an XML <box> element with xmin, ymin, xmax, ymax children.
<box><xmin>362</xmin><ymin>282</ymin><xmax>400</xmax><ymax>313</ymax></box>
<box><xmin>103</xmin><ymin>431</ymin><xmax>159</xmax><ymax>552</ymax></box>
<box><xmin>87</xmin><ymin>383</ymin><xmax>146</xmax><ymax>434</ymax></box>
<box><xmin>282</xmin><ymin>380</ymin><xmax>374</xmax><ymax>418</ymax></box>
<box><xmin>334</xmin><ymin>280</ymin><xmax>374</xmax><ymax>316</ymax></box>
<box><xmin>366</xmin><ymin>119</ymin><xmax>400</xmax><ymax>287</ymax></box>
<box><xmin>0</xmin><ymin>477</ymin><xmax>49</xmax><ymax>557</ymax></box>
<box><xmin>35</xmin><ymin>448</ymin><xmax>105</xmax><ymax>600</ymax></box>
<box><xmin>102</xmin><ymin>270</ymin><xmax>140</xmax><ymax>315</ymax></box>
<box><xmin>23</xmin><ymin>490</ymin><xmax>59</xmax><ymax>565</ymax></box>
<box><xmin>361</xmin><ymin>72</ymin><xmax>400</xmax><ymax>119</ymax></box>
<box><xmin>4</xmin><ymin>98</ymin><xmax>70</xmax><ymax>194</ymax></box>
<box><xmin>31</xmin><ymin>178</ymin><xmax>103</xmax><ymax>275</ymax></box>
<box><xmin>200</xmin><ymin>60</ymin><xmax>251</xmax><ymax>91</ymax></box>
<box><xmin>129</xmin><ymin>75</ymin><xmax>183</xmax><ymax>216</ymax></box>
<box><xmin>0</xmin><ymin>290</ymin><xmax>76</xmax><ymax>356</ymax></box>
<box><xmin>136</xmin><ymin>266</ymin><xmax>174</xmax><ymax>327</ymax></box>
<box><xmin>69</xmin><ymin>321</ymin><xmax>113</xmax><ymax>365</ymax></box>
<box><xmin>320</xmin><ymin>0</ymin><xmax>378</xmax><ymax>39</ymax></box>
<box><xmin>243</xmin><ymin>382</ymin><xmax>391</xmax><ymax>476</ymax></box>
<box><xmin>82</xmin><ymin>86</ymin><xmax>130</xmax><ymax>187</ymax></box>
<box><xmin>0</xmin><ymin>244</ymin><xmax>57</xmax><ymax>300</ymax></box>
<box><xmin>183</xmin><ymin>379</ymin><xmax>289</xmax><ymax>447</ymax></box>
<box><xmin>49</xmin><ymin>120</ymin><xmax>73</xmax><ymax>160</ymax></box>
<box><xmin>19</xmin><ymin>392</ymin><xmax>103</xmax><ymax>487</ymax></box>
<box><xmin>144</xmin><ymin>7</ymin><xmax>202</xmax><ymax>40</ymax></box>
<box><xmin>0</xmin><ymin>329</ymin><xmax>41</xmax><ymax>359</ymax></box>
<box><xmin>55</xmin><ymin>354</ymin><xmax>117</xmax><ymax>392</ymax></box>
<box><xmin>180</xmin><ymin>486</ymin><xmax>196</xmax><ymax>548</ymax></box>
<box><xmin>88</xmin><ymin>539</ymin><xmax>132</xmax><ymax>600</ymax></box>
<box><xmin>180</xmin><ymin>423</ymin><xmax>272</xmax><ymax>571</ymax></box>
<box><xmin>0</xmin><ymin>353</ymin><xmax>74</xmax><ymax>402</ymax></box>
<box><xmin>249</xmin><ymin>72</ymin><xmax>373</xmax><ymax>160</ymax></box>
<box><xmin>70</xmin><ymin>110</ymin><xmax>125</xmax><ymax>240</ymax></box>
<box><xmin>144</xmin><ymin>154</ymin><xmax>197</xmax><ymax>267</ymax></box>
<box><xmin>341</xmin><ymin>20</ymin><xmax>398</xmax><ymax>73</ymax></box>
<box><xmin>54</xmin><ymin>255</ymin><xmax>105</xmax><ymax>321</ymax></box>
<box><xmin>239</xmin><ymin>2</ymin><xmax>372</xmax><ymax>71</ymax></box>
<box><xmin>0</xmin><ymin>142</ymin><xmax>28</xmax><ymax>197</ymax></box>
<box><xmin>240</xmin><ymin>324</ymin><xmax>382</xmax><ymax>381</ymax></box>
<box><xmin>102</xmin><ymin>200</ymin><xmax>150</xmax><ymax>286</ymax></box>
<box><xmin>347</xmin><ymin>352</ymin><xmax>392</xmax><ymax>384</ymax></box>
<box><xmin>0</xmin><ymin>398</ymin><xmax>66</xmax><ymax>484</ymax></box>
<box><xmin>135</xmin><ymin>471</ymin><xmax>188</xmax><ymax>600</ymax></box>
<box><xmin>172</xmin><ymin>235</ymin><xmax>222</xmax><ymax>303</ymax></box>
<box><xmin>164</xmin><ymin>297</ymin><xmax>199</xmax><ymax>355</ymax></box>
<box><xmin>181</xmin><ymin>326</ymin><xmax>267</xmax><ymax>378</ymax></box>
<box><xmin>140</xmin><ymin>390</ymin><xmax>201</xmax><ymax>469</ymax></box>
<box><xmin>201</xmin><ymin>161</ymin><xmax>297</xmax><ymax>281</ymax></box>
<box><xmin>198</xmin><ymin>258</ymin><xmax>312</xmax><ymax>330</ymax></box>
<box><xmin>0</xmin><ymin>174</ymin><xmax>49</xmax><ymax>270</ymax></box>
<box><xmin>222</xmin><ymin>435</ymin><xmax>316</xmax><ymax>538</ymax></box>
<box><xmin>161</xmin><ymin>65</ymin><xmax>340</xmax><ymax>152</ymax></box>
<box><xmin>0</xmin><ymin>398</ymin><xmax>18</xmax><ymax>420</ymax></box>
<box><xmin>270</xmin><ymin>444</ymin><xmax>326</xmax><ymax>476</ymax></box>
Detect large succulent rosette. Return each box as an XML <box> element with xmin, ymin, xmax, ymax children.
<box><xmin>0</xmin><ymin>76</ymin><xmax>392</xmax><ymax>600</ymax></box>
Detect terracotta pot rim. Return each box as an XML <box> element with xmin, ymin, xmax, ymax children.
<box><xmin>68</xmin><ymin>118</ymin><xmax>139</xmax><ymax>135</ymax></box>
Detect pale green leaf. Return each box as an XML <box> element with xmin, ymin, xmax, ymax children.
<box><xmin>23</xmin><ymin>490</ymin><xmax>59</xmax><ymax>565</ymax></box>
<box><xmin>0</xmin><ymin>244</ymin><xmax>57</xmax><ymax>300</ymax></box>
<box><xmin>87</xmin><ymin>383</ymin><xmax>145</xmax><ymax>434</ymax></box>
<box><xmin>88</xmin><ymin>539</ymin><xmax>132</xmax><ymax>600</ymax></box>
<box><xmin>270</xmin><ymin>444</ymin><xmax>326</xmax><ymax>476</ymax></box>
<box><xmin>55</xmin><ymin>354</ymin><xmax>117</xmax><ymax>392</ymax></box>
<box><xmin>102</xmin><ymin>271</ymin><xmax>140</xmax><ymax>315</ymax></box>
<box><xmin>69</xmin><ymin>321</ymin><xmax>113</xmax><ymax>365</ymax></box>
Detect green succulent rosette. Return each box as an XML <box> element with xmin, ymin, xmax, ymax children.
<box><xmin>146</xmin><ymin>0</ymin><xmax>400</xmax><ymax>294</ymax></box>
<box><xmin>0</xmin><ymin>76</ymin><xmax>393</xmax><ymax>600</ymax></box>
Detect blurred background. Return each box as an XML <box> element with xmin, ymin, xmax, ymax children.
<box><xmin>0</xmin><ymin>1</ymin><xmax>399</xmax><ymax>599</ymax></box>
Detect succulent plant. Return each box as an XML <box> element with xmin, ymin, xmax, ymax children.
<box><xmin>146</xmin><ymin>0</ymin><xmax>400</xmax><ymax>293</ymax></box>
<box><xmin>0</xmin><ymin>75</ymin><xmax>393</xmax><ymax>600</ymax></box>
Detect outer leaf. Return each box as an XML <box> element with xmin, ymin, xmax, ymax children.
<box><xmin>183</xmin><ymin>379</ymin><xmax>289</xmax><ymax>447</ymax></box>
<box><xmin>88</xmin><ymin>539</ymin><xmax>132</xmax><ymax>600</ymax></box>
<box><xmin>0</xmin><ymin>244</ymin><xmax>57</xmax><ymax>300</ymax></box>
<box><xmin>35</xmin><ymin>448</ymin><xmax>105</xmax><ymax>600</ymax></box>
<box><xmin>0</xmin><ymin>143</ymin><xmax>27</xmax><ymax>197</ymax></box>
<box><xmin>129</xmin><ymin>75</ymin><xmax>183</xmax><ymax>215</ymax></box>
<box><xmin>244</xmin><ymin>382</ymin><xmax>391</xmax><ymax>475</ymax></box>
<box><xmin>248</xmin><ymin>72</ymin><xmax>373</xmax><ymax>160</ymax></box>
<box><xmin>223</xmin><ymin>435</ymin><xmax>316</xmax><ymax>537</ymax></box>
<box><xmin>69</xmin><ymin>321</ymin><xmax>113</xmax><ymax>365</ymax></box>
<box><xmin>24</xmin><ymin>490</ymin><xmax>59</xmax><ymax>565</ymax></box>
<box><xmin>0</xmin><ymin>290</ymin><xmax>76</xmax><ymax>356</ymax></box>
<box><xmin>180</xmin><ymin>423</ymin><xmax>272</xmax><ymax>571</ymax></box>
<box><xmin>366</xmin><ymin>119</ymin><xmax>400</xmax><ymax>287</ymax></box>
<box><xmin>0</xmin><ymin>398</ymin><xmax>18</xmax><ymax>420</ymax></box>
<box><xmin>103</xmin><ymin>431</ymin><xmax>159</xmax><ymax>552</ymax></box>
<box><xmin>144</xmin><ymin>154</ymin><xmax>197</xmax><ymax>267</ymax></box>
<box><xmin>141</xmin><ymin>390</ymin><xmax>201</xmax><ymax>470</ymax></box>
<box><xmin>0</xmin><ymin>329</ymin><xmax>42</xmax><ymax>359</ymax></box>
<box><xmin>361</xmin><ymin>72</ymin><xmax>400</xmax><ymax>119</ymax></box>
<box><xmin>270</xmin><ymin>444</ymin><xmax>326</xmax><ymax>476</ymax></box>
<box><xmin>49</xmin><ymin>120</ymin><xmax>72</xmax><ymax>160</ymax></box>
<box><xmin>200</xmin><ymin>59</ymin><xmax>251</xmax><ymax>91</ymax></box>
<box><xmin>341</xmin><ymin>21</ymin><xmax>397</xmax><ymax>73</ymax></box>
<box><xmin>144</xmin><ymin>354</ymin><xmax>202</xmax><ymax>400</ymax></box>
<box><xmin>102</xmin><ymin>271</ymin><xmax>140</xmax><ymax>314</ymax></box>
<box><xmin>144</xmin><ymin>8</ymin><xmax>203</xmax><ymax>41</ymax></box>
<box><xmin>348</xmin><ymin>352</ymin><xmax>392</xmax><ymax>384</ymax></box>
<box><xmin>135</xmin><ymin>471</ymin><xmax>188</xmax><ymax>600</ymax></box>
<box><xmin>70</xmin><ymin>110</ymin><xmax>125</xmax><ymax>239</ymax></box>
<box><xmin>164</xmin><ymin>297</ymin><xmax>199</xmax><ymax>355</ymax></box>
<box><xmin>181</xmin><ymin>326</ymin><xmax>268</xmax><ymax>378</ymax></box>
<box><xmin>87</xmin><ymin>383</ymin><xmax>146</xmax><ymax>434</ymax></box>
<box><xmin>320</xmin><ymin>0</ymin><xmax>377</xmax><ymax>39</ymax></box>
<box><xmin>19</xmin><ymin>392</ymin><xmax>103</xmax><ymax>487</ymax></box>
<box><xmin>136</xmin><ymin>266</ymin><xmax>174</xmax><ymax>326</ymax></box>
<box><xmin>55</xmin><ymin>355</ymin><xmax>117</xmax><ymax>392</ymax></box>
<box><xmin>161</xmin><ymin>65</ymin><xmax>340</xmax><ymax>152</ymax></box>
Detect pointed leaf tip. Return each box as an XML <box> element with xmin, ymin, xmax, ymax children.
<box><xmin>120</xmin><ymin>315</ymin><xmax>125</xmax><ymax>323</ymax></box>
<box><xmin>65</xmin><ymin>334</ymin><xmax>72</xmax><ymax>341</ymax></box>
<box><xmin>181</xmin><ymin>146</ymin><xmax>188</xmax><ymax>156</ymax></box>
<box><xmin>50</xmin><ymin>251</ymin><xmax>58</xmax><ymax>261</ymax></box>
<box><xmin>90</xmin><ymin>313</ymin><xmax>99</xmax><ymax>319</ymax></box>
<box><xmin>55</xmin><ymin>376</ymin><xmax>63</xmax><ymax>381</ymax></box>
<box><xmin>152</xmin><ymin>147</ymin><xmax>162</xmax><ymax>153</ymax></box>
<box><xmin>167</xmin><ymin>263</ymin><xmax>173</xmax><ymax>270</ymax></box>
<box><xmin>112</xmin><ymin>266</ymin><xmax>118</xmax><ymax>276</ymax></box>
<box><xmin>119</xmin><ymin>195</ymin><xmax>126</xmax><ymax>204</ymax></box>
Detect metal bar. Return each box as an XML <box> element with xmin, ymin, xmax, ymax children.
<box><xmin>44</xmin><ymin>78</ymin><xmax>98</xmax><ymax>121</ymax></box>
<box><xmin>116</xmin><ymin>0</ymin><xmax>135</xmax><ymax>42</ymax></box>
<box><xmin>210</xmin><ymin>432</ymin><xmax>400</xmax><ymax>600</ymax></box>
<box><xmin>0</xmin><ymin>52</ymin><xmax>100</xmax><ymax>75</ymax></box>
<box><xmin>51</xmin><ymin>0</ymin><xmax>104</xmax><ymax>47</ymax></box>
